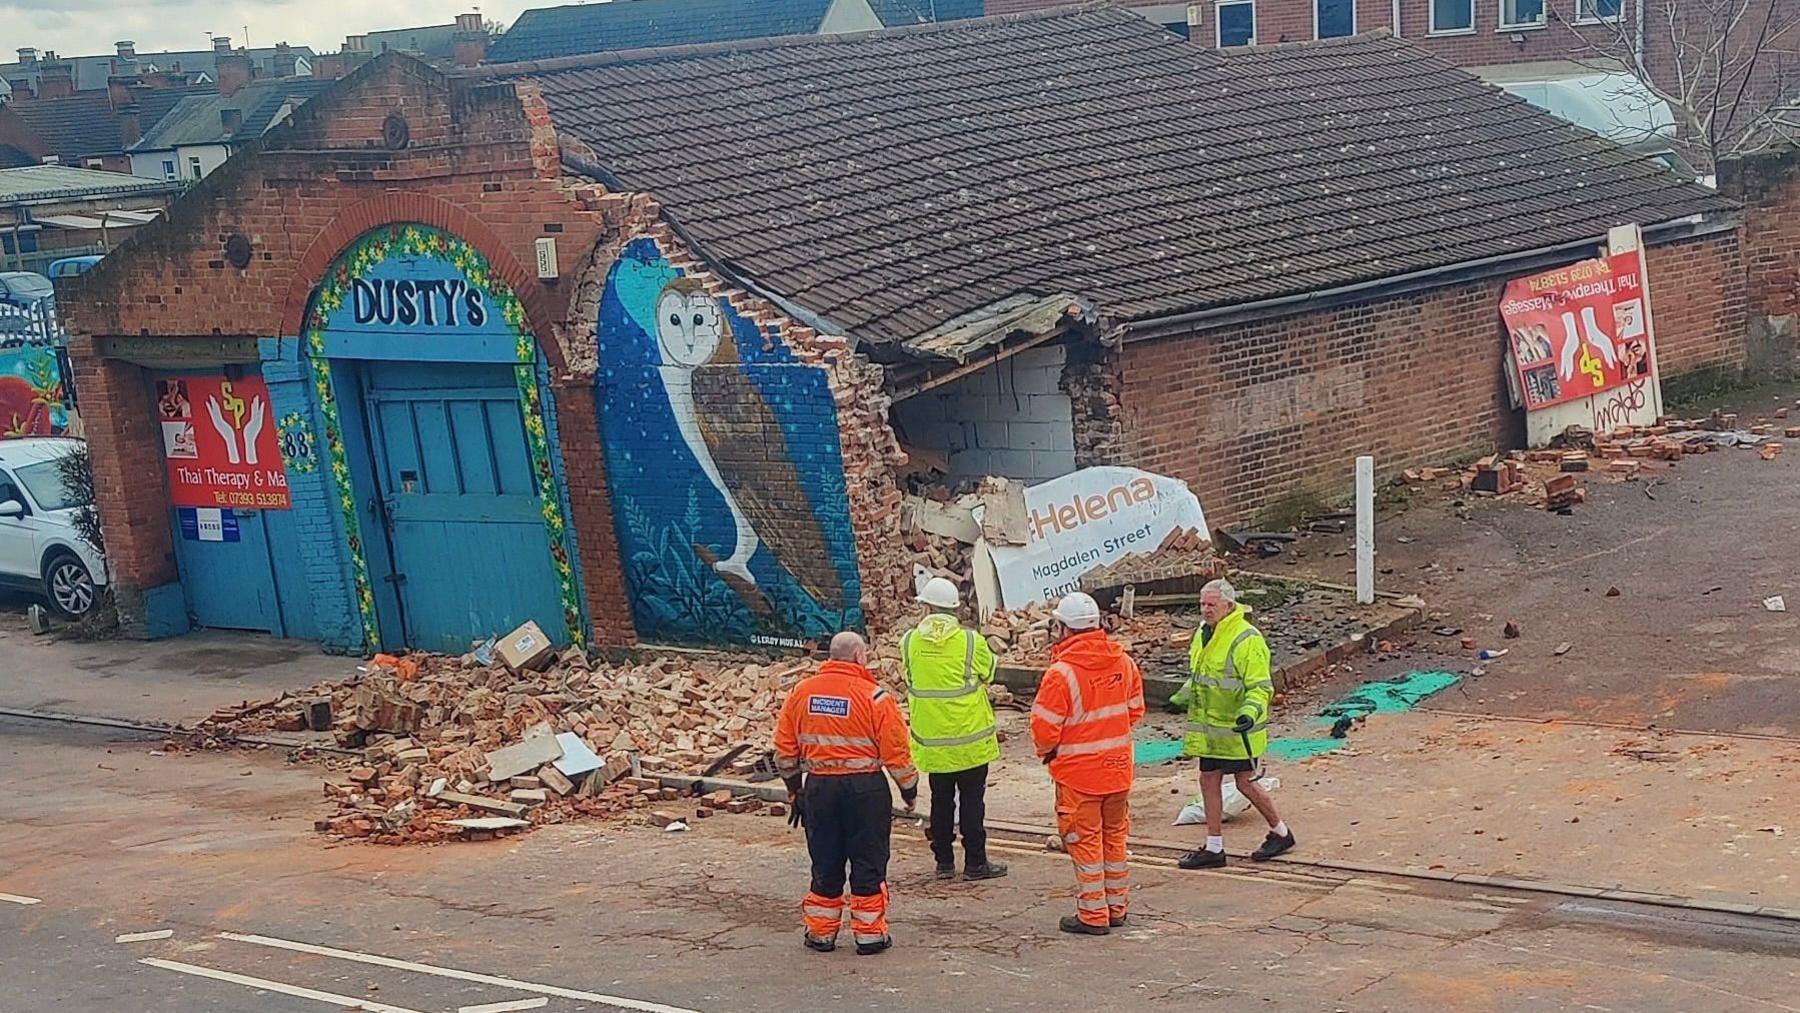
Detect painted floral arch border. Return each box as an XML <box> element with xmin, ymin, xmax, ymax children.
<box><xmin>301</xmin><ymin>224</ymin><xmax>586</xmax><ymax>650</ymax></box>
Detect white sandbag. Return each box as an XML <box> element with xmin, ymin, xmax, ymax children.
<box><xmin>1173</xmin><ymin>775</ymin><xmax>1279</xmax><ymax>826</ymax></box>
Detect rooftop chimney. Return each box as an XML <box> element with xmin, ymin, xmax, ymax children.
<box><xmin>345</xmin><ymin>34</ymin><xmax>370</xmax><ymax>53</ymax></box>
<box><xmin>220</xmin><ymin>107</ymin><xmax>244</xmax><ymax>135</ymax></box>
<box><xmin>213</xmin><ymin>38</ymin><xmax>251</xmax><ymax>97</ymax></box>
<box><xmin>452</xmin><ymin>13</ymin><xmax>489</xmax><ymax>68</ymax></box>
<box><xmin>17</xmin><ymin>48</ymin><xmax>37</xmax><ymax>66</ymax></box>
<box><xmin>118</xmin><ymin>104</ymin><xmax>142</xmax><ymax>149</ymax></box>
<box><xmin>271</xmin><ymin>42</ymin><xmax>297</xmax><ymax>78</ymax></box>
<box><xmin>116</xmin><ymin>40</ymin><xmax>136</xmax><ymax>59</ymax></box>
<box><xmin>37</xmin><ymin>53</ymin><xmax>74</xmax><ymax>99</ymax></box>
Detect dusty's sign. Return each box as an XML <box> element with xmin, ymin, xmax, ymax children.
<box><xmin>986</xmin><ymin>467</ymin><xmax>1208</xmax><ymax>609</ymax></box>
<box><xmin>350</xmin><ymin>278</ymin><xmax>487</xmax><ymax>328</ymax></box>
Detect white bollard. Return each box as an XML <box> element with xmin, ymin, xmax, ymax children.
<box><xmin>1355</xmin><ymin>455</ymin><xmax>1375</xmax><ymax>605</ymax></box>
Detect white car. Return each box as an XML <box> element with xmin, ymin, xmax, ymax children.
<box><xmin>0</xmin><ymin>438</ymin><xmax>108</xmax><ymax>617</ymax></box>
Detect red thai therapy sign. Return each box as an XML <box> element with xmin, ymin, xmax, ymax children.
<box><xmin>1500</xmin><ymin>250</ymin><xmax>1655</xmax><ymax>411</ymax></box>
<box><xmin>156</xmin><ymin>375</ymin><xmax>291</xmax><ymax>509</ymax></box>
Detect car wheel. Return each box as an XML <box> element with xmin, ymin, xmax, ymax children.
<box><xmin>43</xmin><ymin>551</ymin><xmax>96</xmax><ymax>619</ymax></box>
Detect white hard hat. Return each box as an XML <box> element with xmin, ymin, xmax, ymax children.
<box><xmin>1052</xmin><ymin>592</ymin><xmax>1102</xmax><ymax>630</ymax></box>
<box><xmin>917</xmin><ymin>576</ymin><xmax>960</xmax><ymax>609</ymax></box>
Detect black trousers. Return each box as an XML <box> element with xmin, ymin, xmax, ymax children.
<box><xmin>803</xmin><ymin>772</ymin><xmax>892</xmax><ymax>897</ymax></box>
<box><xmin>927</xmin><ymin>763</ymin><xmax>989</xmax><ymax>868</ymax></box>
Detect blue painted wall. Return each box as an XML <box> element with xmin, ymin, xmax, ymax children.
<box><xmin>261</xmin><ymin>336</ymin><xmax>364</xmax><ymax>652</ymax></box>
<box><xmin>595</xmin><ymin>237</ymin><xmax>862</xmax><ymax>646</ymax></box>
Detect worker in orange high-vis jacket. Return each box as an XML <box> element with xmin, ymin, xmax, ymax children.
<box><xmin>1030</xmin><ymin>592</ymin><xmax>1145</xmax><ymax>936</ymax></box>
<box><xmin>775</xmin><ymin>631</ymin><xmax>920</xmax><ymax>956</ymax></box>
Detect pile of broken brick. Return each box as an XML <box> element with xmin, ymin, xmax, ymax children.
<box><xmin>1403</xmin><ymin>407</ymin><xmax>1797</xmax><ymax>513</ymax></box>
<box><xmin>198</xmin><ymin>644</ymin><xmax>840</xmax><ymax>845</ymax></box>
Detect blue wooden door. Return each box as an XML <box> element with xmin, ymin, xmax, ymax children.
<box><xmin>360</xmin><ymin>360</ymin><xmax>566</xmax><ymax>653</ymax></box>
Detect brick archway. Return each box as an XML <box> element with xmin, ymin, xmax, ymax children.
<box><xmin>278</xmin><ymin>192</ymin><xmax>568</xmax><ymax>375</ymax></box>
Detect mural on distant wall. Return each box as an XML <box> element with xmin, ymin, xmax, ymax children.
<box><xmin>0</xmin><ymin>344</ymin><xmax>70</xmax><ymax>438</ymax></box>
<box><xmin>597</xmin><ymin>237</ymin><xmax>862</xmax><ymax>646</ymax></box>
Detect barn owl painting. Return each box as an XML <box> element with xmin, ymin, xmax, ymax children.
<box><xmin>650</xmin><ymin>277</ymin><xmax>845</xmax><ymax>614</ymax></box>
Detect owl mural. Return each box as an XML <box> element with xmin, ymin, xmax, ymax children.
<box><xmin>648</xmin><ymin>277</ymin><xmax>845</xmax><ymax>616</ymax></box>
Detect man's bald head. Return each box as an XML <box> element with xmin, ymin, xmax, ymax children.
<box><xmin>829</xmin><ymin>631</ymin><xmax>868</xmax><ymax>662</ymax></box>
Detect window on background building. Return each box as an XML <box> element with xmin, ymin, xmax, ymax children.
<box><xmin>188</xmin><ymin>155</ymin><xmax>202</xmax><ymax>179</ymax></box>
<box><xmin>1501</xmin><ymin>0</ymin><xmax>1546</xmax><ymax>28</ymax></box>
<box><xmin>1161</xmin><ymin>20</ymin><xmax>1193</xmax><ymax>38</ymax></box>
<box><xmin>1316</xmin><ymin>0</ymin><xmax>1353</xmax><ymax>38</ymax></box>
<box><xmin>1217</xmin><ymin>0</ymin><xmax>1255</xmax><ymax>45</ymax></box>
<box><xmin>1430</xmin><ymin>0</ymin><xmax>1474</xmax><ymax>33</ymax></box>
<box><xmin>161</xmin><ymin>159</ymin><xmax>176</xmax><ymax>179</ymax></box>
<box><xmin>1577</xmin><ymin>0</ymin><xmax>1622</xmax><ymax>21</ymax></box>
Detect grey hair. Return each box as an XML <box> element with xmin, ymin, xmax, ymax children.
<box><xmin>828</xmin><ymin>631</ymin><xmax>868</xmax><ymax>660</ymax></box>
<box><xmin>1201</xmin><ymin>578</ymin><xmax>1238</xmax><ymax>604</ymax></box>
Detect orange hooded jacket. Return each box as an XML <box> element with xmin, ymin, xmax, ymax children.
<box><xmin>1029</xmin><ymin>629</ymin><xmax>1145</xmax><ymax>795</ymax></box>
<box><xmin>775</xmin><ymin>660</ymin><xmax>919</xmax><ymax>790</ymax></box>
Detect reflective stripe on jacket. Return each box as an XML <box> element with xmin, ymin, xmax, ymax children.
<box><xmin>775</xmin><ymin>660</ymin><xmax>919</xmax><ymax>790</ymax></box>
<box><xmin>903</xmin><ymin>616</ymin><xmax>1000</xmax><ymax>774</ymax></box>
<box><xmin>1029</xmin><ymin>629</ymin><xmax>1146</xmax><ymax>795</ymax></box>
<box><xmin>1171</xmin><ymin>605</ymin><xmax>1272</xmax><ymax>760</ymax></box>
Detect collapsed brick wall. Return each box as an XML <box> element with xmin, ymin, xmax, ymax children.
<box><xmin>60</xmin><ymin>54</ymin><xmax>639</xmax><ymax>645</ymax></box>
<box><xmin>1112</xmin><ymin>228</ymin><xmax>1747</xmax><ymax>525</ymax></box>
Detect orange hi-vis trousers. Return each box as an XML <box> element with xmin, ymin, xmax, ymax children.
<box><xmin>1055</xmin><ymin>783</ymin><xmax>1131</xmax><ymax>927</ymax></box>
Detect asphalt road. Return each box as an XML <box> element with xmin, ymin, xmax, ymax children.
<box><xmin>3</xmin><ymin>717</ymin><xmax>1797</xmax><ymax>1012</ymax></box>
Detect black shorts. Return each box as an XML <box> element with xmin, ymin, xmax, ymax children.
<box><xmin>1197</xmin><ymin>757</ymin><xmax>1256</xmax><ymax>774</ymax></box>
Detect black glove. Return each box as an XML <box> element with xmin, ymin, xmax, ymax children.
<box><xmin>1234</xmin><ymin>714</ymin><xmax>1254</xmax><ymax>733</ymax></box>
<box><xmin>784</xmin><ymin>774</ymin><xmax>806</xmax><ymax>829</ymax></box>
<box><xmin>900</xmin><ymin>784</ymin><xmax>918</xmax><ymax>808</ymax></box>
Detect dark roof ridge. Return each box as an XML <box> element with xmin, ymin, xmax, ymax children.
<box><xmin>463</xmin><ymin>0</ymin><xmax>1115</xmax><ymax>78</ymax></box>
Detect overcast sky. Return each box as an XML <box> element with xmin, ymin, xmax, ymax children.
<box><xmin>6</xmin><ymin>0</ymin><xmax>535</xmax><ymax>59</ymax></box>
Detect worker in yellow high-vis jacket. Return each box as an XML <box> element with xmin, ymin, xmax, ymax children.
<box><xmin>1171</xmin><ymin>578</ymin><xmax>1295</xmax><ymax>870</ymax></box>
<box><xmin>903</xmin><ymin>578</ymin><xmax>1008</xmax><ymax>881</ymax></box>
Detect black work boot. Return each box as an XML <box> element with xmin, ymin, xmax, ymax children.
<box><xmin>935</xmin><ymin>863</ymin><xmax>957</xmax><ymax>880</ymax></box>
<box><xmin>1109</xmin><ymin>913</ymin><xmax>1128</xmax><ymax>927</ymax></box>
<box><xmin>803</xmin><ymin>933</ymin><xmax>836</xmax><ymax>953</ymax></box>
<box><xmin>1059</xmin><ymin>915</ymin><xmax>1110</xmax><ymax>936</ymax></box>
<box><xmin>1178</xmin><ymin>847</ymin><xmax>1227</xmax><ymax>870</ymax></box>
<box><xmin>963</xmin><ymin>861</ymin><xmax>1009</xmax><ymax>881</ymax></box>
<box><xmin>1251</xmin><ymin>829</ymin><xmax>1296</xmax><ymax>862</ymax></box>
<box><xmin>855</xmin><ymin>936</ymin><xmax>893</xmax><ymax>956</ymax></box>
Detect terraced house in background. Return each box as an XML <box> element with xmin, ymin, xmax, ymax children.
<box><xmin>59</xmin><ymin>5</ymin><xmax>1774</xmax><ymax>658</ymax></box>
<box><xmin>990</xmin><ymin>0</ymin><xmax>1800</xmax><ymax>171</ymax></box>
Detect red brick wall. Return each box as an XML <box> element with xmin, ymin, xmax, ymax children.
<box><xmin>61</xmin><ymin>54</ymin><xmax>640</xmax><ymax>645</ymax></box>
<box><xmin>1722</xmin><ymin>150</ymin><xmax>1800</xmax><ymax>319</ymax></box>
<box><xmin>1113</xmin><ymin>229</ymin><xmax>1745</xmax><ymax>524</ymax></box>
<box><xmin>68</xmin><ymin>350</ymin><xmax>175</xmax><ymax>589</ymax></box>
<box><xmin>1643</xmin><ymin>230</ymin><xmax>1749</xmax><ymax>376</ymax></box>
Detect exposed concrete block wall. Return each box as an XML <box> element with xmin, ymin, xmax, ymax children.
<box><xmin>1113</xmin><ymin>228</ymin><xmax>1747</xmax><ymax>525</ymax></box>
<box><xmin>890</xmin><ymin>344</ymin><xmax>1077</xmax><ymax>484</ymax></box>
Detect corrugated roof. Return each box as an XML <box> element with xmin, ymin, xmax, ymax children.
<box><xmin>0</xmin><ymin>164</ymin><xmax>176</xmax><ymax>202</ymax></box>
<box><xmin>132</xmin><ymin>78</ymin><xmax>334</xmax><ymax>151</ymax></box>
<box><xmin>489</xmin><ymin>5</ymin><xmax>1733</xmax><ymax>348</ymax></box>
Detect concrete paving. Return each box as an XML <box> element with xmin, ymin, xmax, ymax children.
<box><xmin>4</xmin><ymin>718</ymin><xmax>1799</xmax><ymax>1012</ymax></box>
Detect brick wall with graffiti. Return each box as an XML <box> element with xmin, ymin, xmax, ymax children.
<box><xmin>595</xmin><ymin>237</ymin><xmax>863</xmax><ymax>647</ymax></box>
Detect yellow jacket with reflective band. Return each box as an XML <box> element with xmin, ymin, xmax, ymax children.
<box><xmin>903</xmin><ymin>614</ymin><xmax>1000</xmax><ymax>774</ymax></box>
<box><xmin>1171</xmin><ymin>605</ymin><xmax>1272</xmax><ymax>760</ymax></box>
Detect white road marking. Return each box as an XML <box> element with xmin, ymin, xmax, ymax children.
<box><xmin>116</xmin><ymin>929</ymin><xmax>175</xmax><ymax>943</ymax></box>
<box><xmin>461</xmin><ymin>999</ymin><xmax>551</xmax><ymax>1013</ymax></box>
<box><xmin>137</xmin><ymin>957</ymin><xmax>424</xmax><ymax>1013</ymax></box>
<box><xmin>0</xmin><ymin>893</ymin><xmax>42</xmax><ymax>906</ymax></box>
<box><xmin>219</xmin><ymin>932</ymin><xmax>703</xmax><ymax>1013</ymax></box>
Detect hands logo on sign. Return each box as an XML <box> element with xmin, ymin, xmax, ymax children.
<box><xmin>204</xmin><ymin>382</ymin><xmax>268</xmax><ymax>466</ymax></box>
